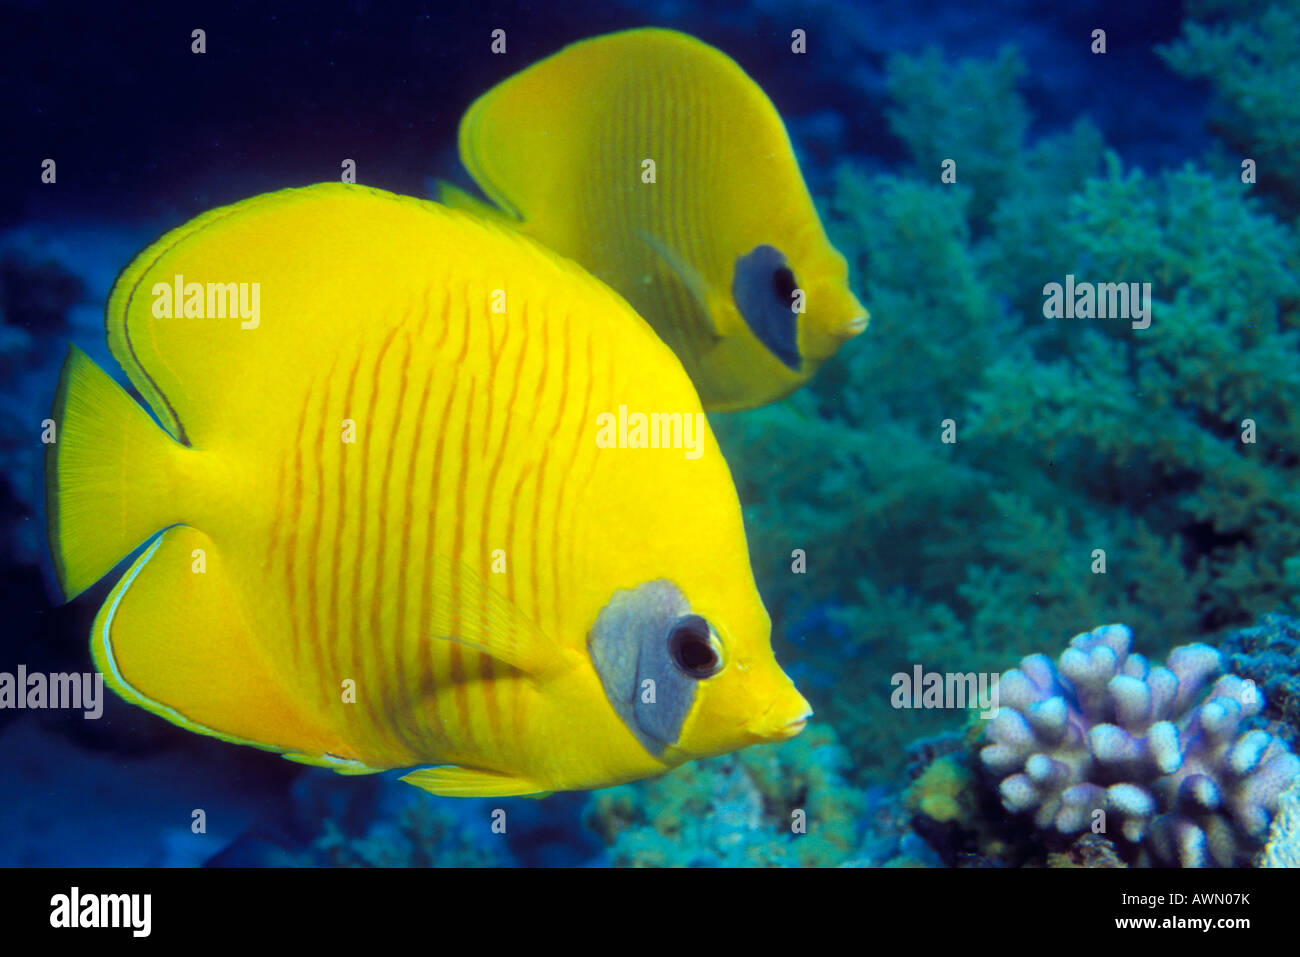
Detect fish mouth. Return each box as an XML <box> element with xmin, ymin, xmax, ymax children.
<box><xmin>840</xmin><ymin>314</ymin><xmax>869</xmax><ymax>337</ymax></box>
<box><xmin>774</xmin><ymin>717</ymin><xmax>809</xmax><ymax>739</ymax></box>
<box><xmin>756</xmin><ymin>708</ymin><xmax>813</xmax><ymax>741</ymax></box>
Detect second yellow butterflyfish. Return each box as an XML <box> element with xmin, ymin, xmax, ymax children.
<box><xmin>440</xmin><ymin>27</ymin><xmax>869</xmax><ymax>412</ymax></box>
<box><xmin>45</xmin><ymin>183</ymin><xmax>812</xmax><ymax>798</ymax></box>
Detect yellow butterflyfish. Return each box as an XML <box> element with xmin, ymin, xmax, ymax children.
<box><xmin>45</xmin><ymin>183</ymin><xmax>811</xmax><ymax>798</ymax></box>
<box><xmin>439</xmin><ymin>27</ymin><xmax>868</xmax><ymax>412</ymax></box>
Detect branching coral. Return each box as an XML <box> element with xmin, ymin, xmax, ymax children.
<box><xmin>980</xmin><ymin>624</ymin><xmax>1300</xmax><ymax>866</ymax></box>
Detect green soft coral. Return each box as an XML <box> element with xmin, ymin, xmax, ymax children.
<box><xmin>1158</xmin><ymin>0</ymin><xmax>1300</xmax><ymax>207</ymax></box>
<box><xmin>884</xmin><ymin>45</ymin><xmax>1028</xmax><ymax>224</ymax></box>
<box><xmin>973</xmin><ymin>158</ymin><xmax>1300</xmax><ymax>630</ymax></box>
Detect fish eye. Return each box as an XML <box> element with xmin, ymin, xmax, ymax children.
<box><xmin>771</xmin><ymin>264</ymin><xmax>798</xmax><ymax>304</ymax></box>
<box><xmin>667</xmin><ymin>615</ymin><xmax>722</xmax><ymax>680</ymax></box>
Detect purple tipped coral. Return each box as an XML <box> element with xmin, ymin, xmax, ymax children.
<box><xmin>981</xmin><ymin>624</ymin><xmax>1300</xmax><ymax>866</ymax></box>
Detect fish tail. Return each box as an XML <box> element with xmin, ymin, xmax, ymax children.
<box><xmin>46</xmin><ymin>344</ymin><xmax>189</xmax><ymax>601</ymax></box>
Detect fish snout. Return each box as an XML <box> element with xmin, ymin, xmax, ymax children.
<box><xmin>749</xmin><ymin>687</ymin><xmax>814</xmax><ymax>742</ymax></box>
<box><xmin>839</xmin><ymin>313</ymin><xmax>870</xmax><ymax>338</ymax></box>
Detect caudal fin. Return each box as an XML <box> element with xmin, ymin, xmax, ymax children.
<box><xmin>45</xmin><ymin>345</ymin><xmax>188</xmax><ymax>600</ymax></box>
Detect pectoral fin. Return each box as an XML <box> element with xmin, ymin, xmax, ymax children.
<box><xmin>637</xmin><ymin>230</ymin><xmax>722</xmax><ymax>342</ymax></box>
<box><xmin>427</xmin><ymin>556</ymin><xmax>567</xmax><ymax>677</ymax></box>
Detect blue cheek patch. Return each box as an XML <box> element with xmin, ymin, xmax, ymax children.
<box><xmin>588</xmin><ymin>580</ymin><xmax>698</xmax><ymax>756</ymax></box>
<box><xmin>732</xmin><ymin>244</ymin><xmax>802</xmax><ymax>371</ymax></box>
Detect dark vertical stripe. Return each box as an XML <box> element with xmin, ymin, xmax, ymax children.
<box><xmin>406</xmin><ymin>284</ymin><xmax>454</xmax><ymax>748</ymax></box>
<box><xmin>420</xmin><ymin>380</ymin><xmax>459</xmax><ymax>747</ymax></box>
<box><xmin>505</xmin><ymin>459</ymin><xmax>535</xmax><ymax>743</ymax></box>
<box><xmin>448</xmin><ymin>377</ymin><xmax>476</xmax><ymax>741</ymax></box>
<box><xmin>506</xmin><ymin>300</ymin><xmax>545</xmax><ymax>744</ymax></box>
<box><xmin>281</xmin><ymin>382</ymin><xmax>313</xmax><ymax>670</ymax></box>
<box><xmin>353</xmin><ymin>323</ymin><xmax>402</xmax><ymax>748</ymax></box>
<box><xmin>661</xmin><ymin>69</ymin><xmax>699</xmax><ymax>366</ymax></box>
<box><xmin>427</xmin><ymin>283</ymin><xmax>471</xmax><ymax>747</ymax></box>
<box><xmin>327</xmin><ymin>348</ymin><xmax>365</xmax><ymax>721</ymax></box>
<box><xmin>306</xmin><ymin>357</ymin><xmax>338</xmax><ymax>713</ymax></box>
<box><xmin>525</xmin><ymin>303</ymin><xmax>551</xmax><ymax>619</ymax></box>
<box><xmin>473</xmin><ymin>298</ymin><xmax>511</xmax><ymax>736</ymax></box>
<box><xmin>478</xmin><ymin>318</ymin><xmax>526</xmax><ymax>744</ymax></box>
<box><xmin>531</xmin><ymin>313</ymin><xmax>572</xmax><ymax>625</ymax></box>
<box><xmin>554</xmin><ymin>329</ymin><xmax>598</xmax><ymax>619</ymax></box>
<box><xmin>393</xmin><ymin>332</ymin><xmax>432</xmax><ymax>756</ymax></box>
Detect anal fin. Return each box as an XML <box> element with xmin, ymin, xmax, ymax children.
<box><xmin>93</xmin><ymin>525</ymin><xmax>348</xmax><ymax>761</ymax></box>
<box><xmin>402</xmin><ymin>765</ymin><xmax>550</xmax><ymax>798</ymax></box>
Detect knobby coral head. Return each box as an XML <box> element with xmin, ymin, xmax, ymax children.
<box><xmin>980</xmin><ymin>624</ymin><xmax>1300</xmax><ymax>866</ymax></box>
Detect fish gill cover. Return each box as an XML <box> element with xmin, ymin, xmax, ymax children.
<box><xmin>0</xmin><ymin>0</ymin><xmax>1296</xmax><ymax>881</ymax></box>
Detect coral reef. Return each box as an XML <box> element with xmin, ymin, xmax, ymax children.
<box><xmin>902</xmin><ymin>750</ymin><xmax>1005</xmax><ymax>866</ymax></box>
<box><xmin>1045</xmin><ymin>833</ymin><xmax>1128</xmax><ymax>869</ymax></box>
<box><xmin>1261</xmin><ymin>780</ymin><xmax>1300</xmax><ymax>868</ymax></box>
<box><xmin>1217</xmin><ymin>613</ymin><xmax>1300</xmax><ymax>748</ymax></box>
<box><xmin>980</xmin><ymin>624</ymin><xmax>1300</xmax><ymax>866</ymax></box>
<box><xmin>251</xmin><ymin>771</ymin><xmax>516</xmax><ymax>867</ymax></box>
<box><xmin>280</xmin><ymin>799</ymin><xmax>508</xmax><ymax>868</ymax></box>
<box><xmin>582</xmin><ymin>723</ymin><xmax>863</xmax><ymax>866</ymax></box>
